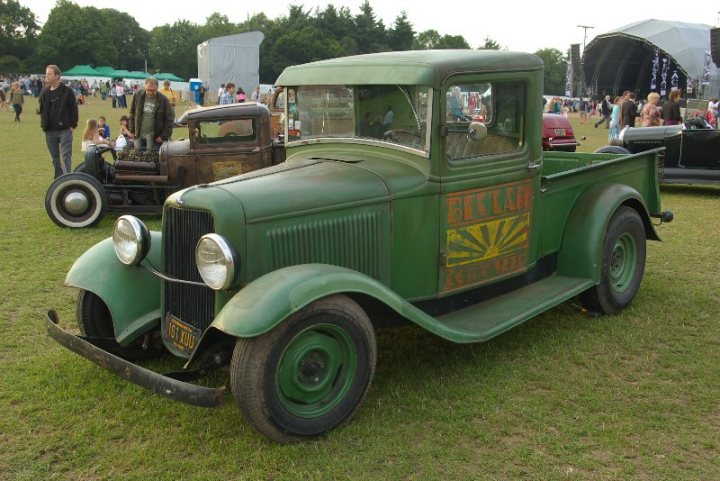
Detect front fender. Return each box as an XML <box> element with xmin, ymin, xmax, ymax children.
<box><xmin>194</xmin><ymin>264</ymin><xmax>462</xmax><ymax>358</ymax></box>
<box><xmin>65</xmin><ymin>232</ymin><xmax>162</xmax><ymax>345</ymax></box>
<box><xmin>210</xmin><ymin>264</ymin><xmax>409</xmax><ymax>338</ymax></box>
<box><xmin>556</xmin><ymin>184</ymin><xmax>659</xmax><ymax>282</ymax></box>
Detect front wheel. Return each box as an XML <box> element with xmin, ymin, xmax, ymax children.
<box><xmin>230</xmin><ymin>295</ymin><xmax>376</xmax><ymax>443</ymax></box>
<box><xmin>76</xmin><ymin>290</ymin><xmax>164</xmax><ymax>361</ymax></box>
<box><xmin>580</xmin><ymin>206</ymin><xmax>646</xmax><ymax>314</ymax></box>
<box><xmin>45</xmin><ymin>173</ymin><xmax>107</xmax><ymax>228</ymax></box>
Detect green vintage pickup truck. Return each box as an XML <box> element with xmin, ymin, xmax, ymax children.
<box><xmin>47</xmin><ymin>50</ymin><xmax>672</xmax><ymax>442</ymax></box>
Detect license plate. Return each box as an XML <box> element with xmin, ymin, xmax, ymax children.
<box><xmin>165</xmin><ymin>314</ymin><xmax>202</xmax><ymax>354</ymax></box>
<box><xmin>554</xmin><ymin>128</ymin><xmax>565</xmax><ymax>136</ymax></box>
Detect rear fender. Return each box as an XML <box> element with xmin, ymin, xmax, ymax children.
<box><xmin>65</xmin><ymin>232</ymin><xmax>162</xmax><ymax>345</ymax></box>
<box><xmin>557</xmin><ymin>184</ymin><xmax>659</xmax><ymax>282</ymax></box>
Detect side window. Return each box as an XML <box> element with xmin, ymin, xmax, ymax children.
<box><xmin>445</xmin><ymin>81</ymin><xmax>525</xmax><ymax>161</ymax></box>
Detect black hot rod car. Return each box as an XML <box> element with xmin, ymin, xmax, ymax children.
<box><xmin>596</xmin><ymin>117</ymin><xmax>720</xmax><ymax>186</ymax></box>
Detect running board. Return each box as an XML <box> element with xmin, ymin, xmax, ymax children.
<box><xmin>437</xmin><ymin>275</ymin><xmax>594</xmax><ymax>342</ymax></box>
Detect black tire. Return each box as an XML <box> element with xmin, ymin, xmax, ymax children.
<box><xmin>230</xmin><ymin>294</ymin><xmax>376</xmax><ymax>443</ymax></box>
<box><xmin>73</xmin><ymin>162</ymin><xmax>86</xmax><ymax>173</ymax></box>
<box><xmin>76</xmin><ymin>289</ymin><xmax>164</xmax><ymax>361</ymax></box>
<box><xmin>45</xmin><ymin>173</ymin><xmax>107</xmax><ymax>228</ymax></box>
<box><xmin>580</xmin><ymin>206</ymin><xmax>646</xmax><ymax>315</ymax></box>
<box><xmin>594</xmin><ymin>145</ymin><xmax>630</xmax><ymax>154</ymax></box>
<box><xmin>77</xmin><ymin>289</ymin><xmax>114</xmax><ymax>338</ymax></box>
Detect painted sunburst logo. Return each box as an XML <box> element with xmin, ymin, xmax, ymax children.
<box><xmin>446</xmin><ymin>213</ymin><xmax>529</xmax><ymax>267</ymax></box>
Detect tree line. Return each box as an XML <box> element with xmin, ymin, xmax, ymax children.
<box><xmin>0</xmin><ymin>0</ymin><xmax>569</xmax><ymax>94</ymax></box>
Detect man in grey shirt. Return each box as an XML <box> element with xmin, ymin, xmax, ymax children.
<box><xmin>129</xmin><ymin>77</ymin><xmax>174</xmax><ymax>151</ymax></box>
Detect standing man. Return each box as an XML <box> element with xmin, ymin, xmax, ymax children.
<box><xmin>39</xmin><ymin>64</ymin><xmax>78</xmax><ymax>179</ymax></box>
<box><xmin>129</xmin><ymin>77</ymin><xmax>174</xmax><ymax>151</ymax></box>
<box><xmin>595</xmin><ymin>95</ymin><xmax>611</xmax><ymax>128</ymax></box>
<box><xmin>620</xmin><ymin>92</ymin><xmax>638</xmax><ymax>128</ymax></box>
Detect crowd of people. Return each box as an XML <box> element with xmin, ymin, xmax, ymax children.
<box><xmin>546</xmin><ymin>90</ymin><xmax>719</xmax><ymax>144</ymax></box>
<box><xmin>30</xmin><ymin>65</ymin><xmax>177</xmax><ymax>179</ymax></box>
<box><xmin>6</xmin><ymin>66</ymin><xmax>720</xmax><ymax>180</ymax></box>
<box><xmin>207</xmin><ymin>83</ymin><xmax>270</xmax><ymax>106</ymax></box>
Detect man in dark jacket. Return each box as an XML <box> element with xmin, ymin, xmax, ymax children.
<box><xmin>594</xmin><ymin>95</ymin><xmax>611</xmax><ymax>128</ymax></box>
<box><xmin>129</xmin><ymin>77</ymin><xmax>174</xmax><ymax>151</ymax></box>
<box><xmin>620</xmin><ymin>91</ymin><xmax>638</xmax><ymax>128</ymax></box>
<box><xmin>39</xmin><ymin>64</ymin><xmax>78</xmax><ymax>178</ymax></box>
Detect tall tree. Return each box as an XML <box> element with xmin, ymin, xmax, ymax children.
<box><xmin>200</xmin><ymin>13</ymin><xmax>238</xmax><ymax>41</ymax></box>
<box><xmin>534</xmin><ymin>48</ymin><xmax>567</xmax><ymax>95</ymax></box>
<box><xmin>354</xmin><ymin>1</ymin><xmax>386</xmax><ymax>54</ymax></box>
<box><xmin>33</xmin><ymin>1</ymin><xmax>107</xmax><ymax>70</ymax></box>
<box><xmin>388</xmin><ymin>11</ymin><xmax>414</xmax><ymax>51</ymax></box>
<box><xmin>149</xmin><ymin>20</ymin><xmax>201</xmax><ymax>80</ymax></box>
<box><xmin>414</xmin><ymin>30</ymin><xmax>469</xmax><ymax>50</ymax></box>
<box><xmin>0</xmin><ymin>0</ymin><xmax>38</xmax><ymax>59</ymax></box>
<box><xmin>97</xmin><ymin>9</ymin><xmax>150</xmax><ymax>70</ymax></box>
<box><xmin>480</xmin><ymin>37</ymin><xmax>502</xmax><ymax>50</ymax></box>
<box><xmin>315</xmin><ymin>5</ymin><xmax>356</xmax><ymax>54</ymax></box>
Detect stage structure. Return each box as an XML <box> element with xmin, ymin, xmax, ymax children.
<box><xmin>582</xmin><ymin>19</ymin><xmax>719</xmax><ymax>100</ymax></box>
<box><xmin>197</xmin><ymin>31</ymin><xmax>265</xmax><ymax>100</ymax></box>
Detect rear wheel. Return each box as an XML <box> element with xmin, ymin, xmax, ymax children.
<box><xmin>230</xmin><ymin>295</ymin><xmax>376</xmax><ymax>443</ymax></box>
<box><xmin>45</xmin><ymin>173</ymin><xmax>107</xmax><ymax>228</ymax></box>
<box><xmin>580</xmin><ymin>207</ymin><xmax>646</xmax><ymax>314</ymax></box>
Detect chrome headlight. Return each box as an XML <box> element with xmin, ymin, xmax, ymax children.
<box><xmin>113</xmin><ymin>215</ymin><xmax>150</xmax><ymax>266</ymax></box>
<box><xmin>196</xmin><ymin>234</ymin><xmax>238</xmax><ymax>290</ymax></box>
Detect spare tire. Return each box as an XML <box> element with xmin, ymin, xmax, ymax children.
<box><xmin>594</xmin><ymin>146</ymin><xmax>631</xmax><ymax>155</ymax></box>
<box><xmin>45</xmin><ymin>173</ymin><xmax>107</xmax><ymax>228</ymax></box>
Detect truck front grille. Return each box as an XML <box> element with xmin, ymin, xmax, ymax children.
<box><xmin>163</xmin><ymin>207</ymin><xmax>215</xmax><ymax>331</ymax></box>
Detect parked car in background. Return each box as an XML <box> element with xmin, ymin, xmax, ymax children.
<box><xmin>542</xmin><ymin>113</ymin><xmax>579</xmax><ymax>152</ymax></box>
<box><xmin>595</xmin><ymin>117</ymin><xmax>720</xmax><ymax>186</ymax></box>
<box><xmin>44</xmin><ymin>103</ymin><xmax>285</xmax><ymax>228</ymax></box>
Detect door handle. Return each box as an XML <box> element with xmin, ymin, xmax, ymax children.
<box><xmin>527</xmin><ymin>160</ymin><xmax>543</xmax><ymax>171</ymax></box>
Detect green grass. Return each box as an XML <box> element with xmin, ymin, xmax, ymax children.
<box><xmin>1</xmin><ymin>100</ymin><xmax>719</xmax><ymax>480</ymax></box>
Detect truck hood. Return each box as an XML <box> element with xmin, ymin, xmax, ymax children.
<box><xmin>205</xmin><ymin>157</ymin><xmax>394</xmax><ymax>222</ymax></box>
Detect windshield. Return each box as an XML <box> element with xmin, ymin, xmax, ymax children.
<box><xmin>286</xmin><ymin>85</ymin><xmax>432</xmax><ymax>154</ymax></box>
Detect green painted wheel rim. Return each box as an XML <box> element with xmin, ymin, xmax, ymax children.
<box><xmin>610</xmin><ymin>232</ymin><xmax>637</xmax><ymax>293</ymax></box>
<box><xmin>276</xmin><ymin>323</ymin><xmax>357</xmax><ymax>418</ymax></box>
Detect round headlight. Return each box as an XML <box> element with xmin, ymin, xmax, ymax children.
<box><xmin>196</xmin><ymin>234</ymin><xmax>237</xmax><ymax>290</ymax></box>
<box><xmin>113</xmin><ymin>215</ymin><xmax>150</xmax><ymax>266</ymax></box>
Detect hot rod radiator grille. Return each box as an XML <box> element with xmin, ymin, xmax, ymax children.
<box><xmin>268</xmin><ymin>212</ymin><xmax>380</xmax><ymax>278</ymax></box>
<box><xmin>163</xmin><ymin>207</ymin><xmax>215</xmax><ymax>331</ymax></box>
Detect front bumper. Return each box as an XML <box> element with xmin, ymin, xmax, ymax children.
<box><xmin>46</xmin><ymin>310</ymin><xmax>225</xmax><ymax>408</ymax></box>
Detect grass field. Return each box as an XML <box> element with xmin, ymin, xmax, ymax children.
<box><xmin>1</xmin><ymin>97</ymin><xmax>719</xmax><ymax>480</ymax></box>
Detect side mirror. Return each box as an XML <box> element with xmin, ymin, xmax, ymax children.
<box><xmin>468</xmin><ymin>121</ymin><xmax>487</xmax><ymax>141</ymax></box>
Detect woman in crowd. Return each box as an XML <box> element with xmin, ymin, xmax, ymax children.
<box><xmin>608</xmin><ymin>96</ymin><xmax>622</xmax><ymax>144</ymax></box>
<box><xmin>662</xmin><ymin>90</ymin><xmax>682</xmax><ymax>125</ymax></box>
<box><xmin>10</xmin><ymin>82</ymin><xmax>24</xmax><ymax>122</ymax></box>
<box><xmin>640</xmin><ymin>92</ymin><xmax>661</xmax><ymax>127</ymax></box>
<box><xmin>117</xmin><ymin>115</ymin><xmax>135</xmax><ymax>149</ymax></box>
<box><xmin>80</xmin><ymin>118</ymin><xmax>113</xmax><ymax>152</ymax></box>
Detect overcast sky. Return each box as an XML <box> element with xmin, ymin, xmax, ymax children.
<box><xmin>18</xmin><ymin>0</ymin><xmax>720</xmax><ymax>54</ymax></box>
